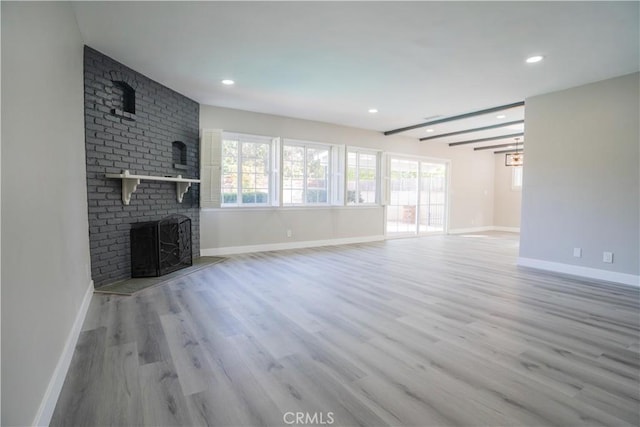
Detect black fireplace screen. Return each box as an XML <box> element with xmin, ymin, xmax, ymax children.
<box><xmin>130</xmin><ymin>214</ymin><xmax>192</xmax><ymax>277</ymax></box>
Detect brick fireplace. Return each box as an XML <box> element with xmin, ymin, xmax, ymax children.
<box><xmin>84</xmin><ymin>46</ymin><xmax>200</xmax><ymax>287</ymax></box>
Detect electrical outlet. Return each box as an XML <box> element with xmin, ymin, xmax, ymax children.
<box><xmin>286</xmin><ymin>229</ymin><xmax>292</xmax><ymax>238</ymax></box>
<box><xmin>602</xmin><ymin>251</ymin><xmax>613</xmax><ymax>263</ymax></box>
<box><xmin>573</xmin><ymin>248</ymin><xmax>582</xmax><ymax>258</ymax></box>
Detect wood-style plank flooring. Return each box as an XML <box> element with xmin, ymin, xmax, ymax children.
<box><xmin>51</xmin><ymin>233</ymin><xmax>640</xmax><ymax>426</ymax></box>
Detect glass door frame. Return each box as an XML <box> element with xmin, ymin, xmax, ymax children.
<box><xmin>383</xmin><ymin>153</ymin><xmax>450</xmax><ymax>238</ymax></box>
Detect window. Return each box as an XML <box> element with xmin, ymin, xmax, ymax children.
<box><xmin>512</xmin><ymin>166</ymin><xmax>523</xmax><ymax>189</ymax></box>
<box><xmin>221</xmin><ymin>132</ymin><xmax>274</xmax><ymax>206</ymax></box>
<box><xmin>347</xmin><ymin>149</ymin><xmax>379</xmax><ymax>204</ymax></box>
<box><xmin>203</xmin><ymin>130</ymin><xmax>343</xmax><ymax>208</ymax></box>
<box><xmin>282</xmin><ymin>141</ymin><xmax>332</xmax><ymax>205</ymax></box>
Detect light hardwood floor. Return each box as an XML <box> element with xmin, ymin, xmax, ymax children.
<box><xmin>51</xmin><ymin>233</ymin><xmax>640</xmax><ymax>426</ymax></box>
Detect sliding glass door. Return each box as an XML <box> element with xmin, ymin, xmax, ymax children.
<box><xmin>418</xmin><ymin>162</ymin><xmax>446</xmax><ymax>233</ymax></box>
<box><xmin>386</xmin><ymin>158</ymin><xmax>419</xmax><ymax>235</ymax></box>
<box><xmin>386</xmin><ymin>157</ymin><xmax>447</xmax><ymax>236</ymax></box>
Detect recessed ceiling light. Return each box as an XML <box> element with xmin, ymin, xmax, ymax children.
<box><xmin>221</xmin><ymin>79</ymin><xmax>235</xmax><ymax>85</ymax></box>
<box><xmin>426</xmin><ymin>128</ymin><xmax>434</xmax><ymax>133</ymax></box>
<box><xmin>368</xmin><ymin>108</ymin><xmax>378</xmax><ymax>114</ymax></box>
<box><xmin>526</xmin><ymin>55</ymin><xmax>544</xmax><ymax>64</ymax></box>
<box><xmin>496</xmin><ymin>114</ymin><xmax>506</xmax><ymax>119</ymax></box>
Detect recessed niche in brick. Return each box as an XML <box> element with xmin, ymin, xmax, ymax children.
<box><xmin>108</xmin><ymin>70</ymin><xmax>137</xmax><ymax>121</ymax></box>
<box><xmin>110</xmin><ymin>80</ymin><xmax>136</xmax><ymax>120</ymax></box>
<box><xmin>172</xmin><ymin>141</ymin><xmax>188</xmax><ymax>171</ymax></box>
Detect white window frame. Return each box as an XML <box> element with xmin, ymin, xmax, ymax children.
<box><xmin>281</xmin><ymin>139</ymin><xmax>343</xmax><ymax>206</ymax></box>
<box><xmin>512</xmin><ymin>166</ymin><xmax>523</xmax><ymax>190</ymax></box>
<box><xmin>346</xmin><ymin>147</ymin><xmax>381</xmax><ymax>206</ymax></box>
<box><xmin>221</xmin><ymin>132</ymin><xmax>277</xmax><ymax>207</ymax></box>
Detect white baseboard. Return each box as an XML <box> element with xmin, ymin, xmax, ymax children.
<box><xmin>201</xmin><ymin>235</ymin><xmax>386</xmax><ymax>256</ymax></box>
<box><xmin>33</xmin><ymin>280</ymin><xmax>95</xmax><ymax>427</ymax></box>
<box><xmin>448</xmin><ymin>226</ymin><xmax>495</xmax><ymax>234</ymax></box>
<box><xmin>448</xmin><ymin>226</ymin><xmax>520</xmax><ymax>234</ymax></box>
<box><xmin>202</xmin><ymin>227</ymin><xmax>524</xmax><ymax>256</ymax></box>
<box><xmin>517</xmin><ymin>257</ymin><xmax>640</xmax><ymax>287</ymax></box>
<box><xmin>493</xmin><ymin>226</ymin><xmax>520</xmax><ymax>233</ymax></box>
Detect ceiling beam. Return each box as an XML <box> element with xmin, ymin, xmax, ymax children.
<box><xmin>474</xmin><ymin>142</ymin><xmax>524</xmax><ymax>151</ymax></box>
<box><xmin>383</xmin><ymin>101</ymin><xmax>525</xmax><ymax>136</ymax></box>
<box><xmin>419</xmin><ymin>120</ymin><xmax>524</xmax><ymax>141</ymax></box>
<box><xmin>449</xmin><ymin>132</ymin><xmax>524</xmax><ymax>147</ymax></box>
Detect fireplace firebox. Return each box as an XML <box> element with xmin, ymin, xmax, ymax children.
<box><xmin>130</xmin><ymin>215</ymin><xmax>192</xmax><ymax>277</ymax></box>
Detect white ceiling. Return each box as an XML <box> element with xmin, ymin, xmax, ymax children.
<box><xmin>72</xmin><ymin>1</ymin><xmax>639</xmax><ymax>147</ymax></box>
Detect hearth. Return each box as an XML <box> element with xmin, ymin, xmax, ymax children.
<box><xmin>130</xmin><ymin>215</ymin><xmax>192</xmax><ymax>277</ymax></box>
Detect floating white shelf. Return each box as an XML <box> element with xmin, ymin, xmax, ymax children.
<box><xmin>105</xmin><ymin>170</ymin><xmax>200</xmax><ymax>205</ymax></box>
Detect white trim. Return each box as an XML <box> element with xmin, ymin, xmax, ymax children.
<box><xmin>202</xmin><ymin>205</ymin><xmax>382</xmax><ymax>212</ymax></box>
<box><xmin>201</xmin><ymin>235</ymin><xmax>385</xmax><ymax>256</ymax></box>
<box><xmin>517</xmin><ymin>257</ymin><xmax>640</xmax><ymax>287</ymax></box>
<box><xmin>448</xmin><ymin>226</ymin><xmax>520</xmax><ymax>234</ymax></box>
<box><xmin>511</xmin><ymin>165</ymin><xmax>523</xmax><ymax>190</ymax></box>
<box><xmin>493</xmin><ymin>226</ymin><xmax>520</xmax><ymax>233</ymax></box>
<box><xmin>448</xmin><ymin>226</ymin><xmax>495</xmax><ymax>234</ymax></box>
<box><xmin>33</xmin><ymin>280</ymin><xmax>94</xmax><ymax>427</ymax></box>
<box><xmin>444</xmin><ymin>160</ymin><xmax>451</xmax><ymax>234</ymax></box>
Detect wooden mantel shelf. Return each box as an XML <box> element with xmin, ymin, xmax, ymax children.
<box><xmin>105</xmin><ymin>170</ymin><xmax>200</xmax><ymax>205</ymax></box>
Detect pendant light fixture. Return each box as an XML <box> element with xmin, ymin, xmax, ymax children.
<box><xmin>505</xmin><ymin>137</ymin><xmax>524</xmax><ymax>166</ymax></box>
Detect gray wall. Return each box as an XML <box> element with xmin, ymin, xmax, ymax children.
<box><xmin>520</xmin><ymin>72</ymin><xmax>639</xmax><ymax>277</ymax></box>
<box><xmin>201</xmin><ymin>207</ymin><xmax>385</xmax><ymax>252</ymax></box>
<box><xmin>1</xmin><ymin>2</ymin><xmax>92</xmax><ymax>425</ymax></box>
<box><xmin>84</xmin><ymin>47</ymin><xmax>200</xmax><ymax>287</ymax></box>
<box><xmin>493</xmin><ymin>155</ymin><xmax>522</xmax><ymax>229</ymax></box>
<box><xmin>200</xmin><ymin>105</ymin><xmax>496</xmax><ymax>251</ymax></box>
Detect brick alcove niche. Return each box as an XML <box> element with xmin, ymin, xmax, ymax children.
<box><xmin>109</xmin><ymin>71</ymin><xmax>137</xmax><ymax>121</ymax></box>
<box><xmin>172</xmin><ymin>141</ymin><xmax>188</xmax><ymax>171</ymax></box>
<box><xmin>84</xmin><ymin>46</ymin><xmax>200</xmax><ymax>288</ymax></box>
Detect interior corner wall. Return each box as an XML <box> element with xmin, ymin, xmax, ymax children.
<box><xmin>493</xmin><ymin>155</ymin><xmax>522</xmax><ymax>229</ymax></box>
<box><xmin>519</xmin><ymin>72</ymin><xmax>639</xmax><ymax>280</ymax></box>
<box><xmin>199</xmin><ymin>105</ymin><xmax>496</xmax><ymax>252</ymax></box>
<box><xmin>1</xmin><ymin>2</ymin><xmax>92</xmax><ymax>426</ymax></box>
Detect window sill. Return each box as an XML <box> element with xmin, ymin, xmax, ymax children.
<box><xmin>202</xmin><ymin>205</ymin><xmax>382</xmax><ymax>212</ymax></box>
